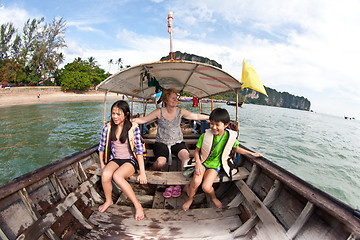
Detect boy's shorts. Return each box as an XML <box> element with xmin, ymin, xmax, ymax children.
<box><xmin>153</xmin><ymin>142</ymin><xmax>188</xmax><ymax>161</ymax></box>
<box><xmin>202</xmin><ymin>163</ymin><xmax>221</xmax><ymax>174</ymax></box>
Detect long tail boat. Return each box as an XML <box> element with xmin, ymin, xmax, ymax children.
<box><xmin>0</xmin><ymin>12</ymin><xmax>359</xmax><ymax>240</ymax></box>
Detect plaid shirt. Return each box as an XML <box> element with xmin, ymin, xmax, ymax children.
<box><xmin>98</xmin><ymin>124</ymin><xmax>143</xmax><ymax>161</ymax></box>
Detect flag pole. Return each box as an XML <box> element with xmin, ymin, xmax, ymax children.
<box><xmin>168</xmin><ymin>11</ymin><xmax>174</xmax><ymax>60</ymax></box>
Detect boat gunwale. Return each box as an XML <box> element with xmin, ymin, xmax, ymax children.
<box><xmin>0</xmin><ymin>144</ymin><xmax>99</xmax><ymax>200</ymax></box>
<box><xmin>241</xmin><ymin>149</ymin><xmax>360</xmax><ymax>234</ymax></box>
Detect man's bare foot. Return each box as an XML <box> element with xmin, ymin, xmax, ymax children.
<box><xmin>98</xmin><ymin>201</ymin><xmax>113</xmax><ymax>213</ymax></box>
<box><xmin>182</xmin><ymin>199</ymin><xmax>193</xmax><ymax>211</ymax></box>
<box><xmin>212</xmin><ymin>198</ymin><xmax>222</xmax><ymax>209</ymax></box>
<box><xmin>135</xmin><ymin>205</ymin><xmax>145</xmax><ymax>220</ymax></box>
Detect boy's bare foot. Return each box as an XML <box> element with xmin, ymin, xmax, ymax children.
<box><xmin>98</xmin><ymin>201</ymin><xmax>113</xmax><ymax>213</ymax></box>
<box><xmin>212</xmin><ymin>198</ymin><xmax>222</xmax><ymax>209</ymax></box>
<box><xmin>182</xmin><ymin>199</ymin><xmax>193</xmax><ymax>211</ymax></box>
<box><xmin>183</xmin><ymin>184</ymin><xmax>190</xmax><ymax>197</ymax></box>
<box><xmin>135</xmin><ymin>205</ymin><xmax>145</xmax><ymax>221</ymax></box>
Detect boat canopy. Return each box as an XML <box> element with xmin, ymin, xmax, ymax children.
<box><xmin>96</xmin><ymin>60</ymin><xmax>243</xmax><ymax>99</ymax></box>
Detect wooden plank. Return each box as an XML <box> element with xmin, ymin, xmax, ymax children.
<box><xmin>263</xmin><ymin>179</ymin><xmax>282</xmax><ymax>207</ymax></box>
<box><xmin>49</xmin><ymin>174</ymin><xmax>94</xmax><ymax>229</ymax></box>
<box><xmin>18</xmin><ymin>188</ymin><xmax>60</xmax><ymax>240</ymax></box>
<box><xmin>144</xmin><ymin>138</ymin><xmax>198</xmax><ymax>145</ymax></box>
<box><xmin>232</xmin><ymin>180</ymin><xmax>282</xmax><ymax>237</ymax></box>
<box><xmin>232</xmin><ymin>215</ymin><xmax>259</xmax><ymax>238</ymax></box>
<box><xmin>16</xmin><ymin>175</ymin><xmax>98</xmax><ymax>240</ymax></box>
<box><xmin>0</xmin><ymin>228</ymin><xmax>9</xmax><ymax>240</ymax></box>
<box><xmin>152</xmin><ymin>186</ymin><xmax>165</xmax><ymax>209</ymax></box>
<box><xmin>0</xmin><ymin>144</ymin><xmax>98</xmax><ymax>200</ymax></box>
<box><xmin>234</xmin><ymin>180</ymin><xmax>289</xmax><ymax>240</ymax></box>
<box><xmin>145</xmin><ymin>149</ymin><xmax>195</xmax><ymax>158</ymax></box>
<box><xmin>227</xmin><ymin>193</ymin><xmax>245</xmax><ymax>208</ymax></box>
<box><xmin>143</xmin><ymin>133</ymin><xmax>200</xmax><ymax>139</ymax></box>
<box><xmin>86</xmin><ymin>163</ymin><xmax>250</xmax><ymax>185</ymax></box>
<box><xmin>78</xmin><ymin>205</ymin><xmax>241</xmax><ymax>239</ymax></box>
<box><xmin>286</xmin><ymin>201</ymin><xmax>315</xmax><ymax>239</ymax></box>
<box><xmin>246</xmin><ymin>164</ymin><xmax>261</xmax><ymax>188</ymax></box>
<box><xmin>77</xmin><ymin>161</ymin><xmax>103</xmax><ymax>204</ymax></box>
<box><xmin>248</xmin><ymin>156</ymin><xmax>360</xmax><ymax>236</ymax></box>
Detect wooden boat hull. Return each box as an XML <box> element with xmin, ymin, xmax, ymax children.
<box><xmin>0</xmin><ymin>129</ymin><xmax>359</xmax><ymax>239</ymax></box>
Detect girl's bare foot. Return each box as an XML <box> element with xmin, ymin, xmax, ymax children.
<box><xmin>212</xmin><ymin>198</ymin><xmax>222</xmax><ymax>209</ymax></box>
<box><xmin>98</xmin><ymin>201</ymin><xmax>113</xmax><ymax>213</ymax></box>
<box><xmin>135</xmin><ymin>205</ymin><xmax>145</xmax><ymax>220</ymax></box>
<box><xmin>182</xmin><ymin>199</ymin><xmax>193</xmax><ymax>211</ymax></box>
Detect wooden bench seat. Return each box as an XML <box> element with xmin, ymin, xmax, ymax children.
<box><xmin>145</xmin><ymin>149</ymin><xmax>195</xmax><ymax>158</ymax></box>
<box><xmin>143</xmin><ymin>133</ymin><xmax>200</xmax><ymax>139</ymax></box>
<box><xmin>144</xmin><ymin>138</ymin><xmax>199</xmax><ymax>145</ymax></box>
<box><xmin>86</xmin><ymin>163</ymin><xmax>250</xmax><ymax>185</ymax></box>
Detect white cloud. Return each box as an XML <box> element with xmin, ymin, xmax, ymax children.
<box><xmin>0</xmin><ymin>6</ymin><xmax>31</xmax><ymax>28</ymax></box>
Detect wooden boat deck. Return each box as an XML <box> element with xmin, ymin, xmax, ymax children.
<box><xmin>1</xmin><ymin>144</ymin><xmax>359</xmax><ymax>240</ymax></box>
<box><xmin>73</xmin><ymin>205</ymin><xmax>242</xmax><ymax>240</ymax></box>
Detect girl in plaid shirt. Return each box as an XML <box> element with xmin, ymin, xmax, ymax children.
<box><xmin>98</xmin><ymin>100</ymin><xmax>147</xmax><ymax>220</ymax></box>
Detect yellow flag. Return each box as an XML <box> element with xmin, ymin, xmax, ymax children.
<box><xmin>241</xmin><ymin>60</ymin><xmax>268</xmax><ymax>97</ymax></box>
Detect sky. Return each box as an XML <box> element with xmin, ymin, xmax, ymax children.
<box><xmin>1</xmin><ymin>0</ymin><xmax>360</xmax><ymax>119</ymax></box>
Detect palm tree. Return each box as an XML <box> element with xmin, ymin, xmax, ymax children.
<box><xmin>116</xmin><ymin>58</ymin><xmax>123</xmax><ymax>71</ymax></box>
<box><xmin>108</xmin><ymin>59</ymin><xmax>113</xmax><ymax>72</ymax></box>
<box><xmin>88</xmin><ymin>57</ymin><xmax>96</xmax><ymax>68</ymax></box>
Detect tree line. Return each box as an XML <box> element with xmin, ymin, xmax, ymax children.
<box><xmin>0</xmin><ymin>18</ymin><xmax>118</xmax><ymax>90</ymax></box>
<box><xmin>0</xmin><ymin>18</ymin><xmax>66</xmax><ymax>86</ymax></box>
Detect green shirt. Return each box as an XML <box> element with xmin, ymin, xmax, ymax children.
<box><xmin>196</xmin><ymin>131</ymin><xmax>240</xmax><ymax>169</ymax></box>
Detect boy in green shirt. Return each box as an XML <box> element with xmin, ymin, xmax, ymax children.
<box><xmin>182</xmin><ymin>108</ymin><xmax>263</xmax><ymax>211</ymax></box>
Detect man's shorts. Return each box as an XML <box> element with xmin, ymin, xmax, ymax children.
<box><xmin>153</xmin><ymin>142</ymin><xmax>188</xmax><ymax>161</ymax></box>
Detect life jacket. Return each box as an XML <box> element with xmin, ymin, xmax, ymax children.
<box><xmin>200</xmin><ymin>128</ymin><xmax>238</xmax><ymax>178</ymax></box>
<box><xmin>104</xmin><ymin>122</ymin><xmax>146</xmax><ymax>164</ymax></box>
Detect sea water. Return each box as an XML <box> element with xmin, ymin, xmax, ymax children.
<box><xmin>0</xmin><ymin>101</ymin><xmax>359</xmax><ymax>209</ymax></box>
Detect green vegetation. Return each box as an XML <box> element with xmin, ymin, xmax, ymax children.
<box><xmin>56</xmin><ymin>58</ymin><xmax>110</xmax><ymax>90</ymax></box>
<box><xmin>1</xmin><ymin>18</ymin><xmax>66</xmax><ymax>86</ymax></box>
<box><xmin>0</xmin><ymin>18</ymin><xmax>112</xmax><ymax>91</ymax></box>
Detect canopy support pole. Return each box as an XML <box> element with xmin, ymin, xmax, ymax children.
<box><xmin>236</xmin><ymin>91</ymin><xmax>239</xmax><ymax>131</ymax></box>
<box><xmin>103</xmin><ymin>91</ymin><xmax>108</xmax><ymax>125</ymax></box>
<box><xmin>143</xmin><ymin>99</ymin><xmax>148</xmax><ymax>117</ymax></box>
<box><xmin>211</xmin><ymin>97</ymin><xmax>214</xmax><ymax>111</ymax></box>
<box><xmin>200</xmin><ymin>99</ymin><xmax>203</xmax><ymax>113</ymax></box>
<box><xmin>131</xmin><ymin>96</ymin><xmax>134</xmax><ymax>116</ymax></box>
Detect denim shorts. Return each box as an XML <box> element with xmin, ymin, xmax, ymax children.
<box><xmin>202</xmin><ymin>163</ymin><xmax>221</xmax><ymax>174</ymax></box>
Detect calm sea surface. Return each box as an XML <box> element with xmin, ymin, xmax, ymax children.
<box><xmin>0</xmin><ymin>101</ymin><xmax>359</xmax><ymax>209</ymax></box>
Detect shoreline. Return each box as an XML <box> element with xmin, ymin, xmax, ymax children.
<box><xmin>0</xmin><ymin>89</ymin><xmax>126</xmax><ymax>108</ymax></box>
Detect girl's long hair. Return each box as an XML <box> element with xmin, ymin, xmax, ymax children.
<box><xmin>109</xmin><ymin>100</ymin><xmax>132</xmax><ymax>143</ymax></box>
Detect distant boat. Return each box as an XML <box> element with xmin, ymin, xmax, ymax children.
<box><xmin>226</xmin><ymin>99</ymin><xmax>245</xmax><ymax>107</ymax></box>
<box><xmin>344</xmin><ymin>116</ymin><xmax>355</xmax><ymax>120</ymax></box>
<box><xmin>226</xmin><ymin>100</ymin><xmax>237</xmax><ymax>105</ymax></box>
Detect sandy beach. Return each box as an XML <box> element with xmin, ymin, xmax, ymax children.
<box><xmin>0</xmin><ymin>87</ymin><xmax>126</xmax><ymax>108</ymax></box>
